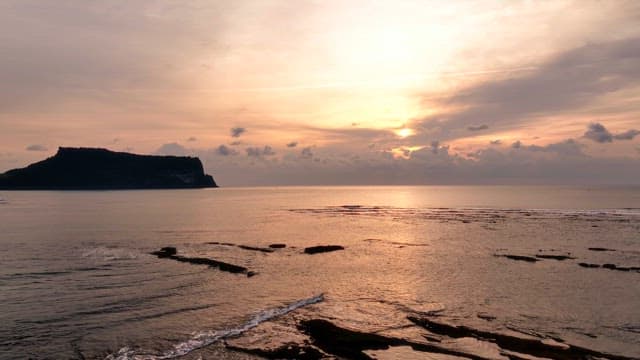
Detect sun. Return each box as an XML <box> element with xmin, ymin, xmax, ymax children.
<box><xmin>395</xmin><ymin>128</ymin><xmax>414</xmax><ymax>138</ymax></box>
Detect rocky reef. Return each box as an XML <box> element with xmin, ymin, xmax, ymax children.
<box><xmin>0</xmin><ymin>147</ymin><xmax>217</xmax><ymax>190</ymax></box>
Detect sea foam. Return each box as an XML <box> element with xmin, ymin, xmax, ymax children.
<box><xmin>105</xmin><ymin>293</ymin><xmax>324</xmax><ymax>360</ymax></box>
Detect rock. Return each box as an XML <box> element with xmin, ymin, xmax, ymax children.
<box><xmin>269</xmin><ymin>243</ymin><xmax>287</xmax><ymax>249</ymax></box>
<box><xmin>495</xmin><ymin>254</ymin><xmax>540</xmax><ymax>262</ymax></box>
<box><xmin>300</xmin><ymin>319</ymin><xmax>481</xmax><ymax>360</ymax></box>
<box><xmin>150</xmin><ymin>246</ymin><xmax>177</xmax><ymax>258</ymax></box>
<box><xmin>588</xmin><ymin>247</ymin><xmax>615</xmax><ymax>252</ymax></box>
<box><xmin>535</xmin><ymin>254</ymin><xmax>574</xmax><ymax>261</ymax></box>
<box><xmin>408</xmin><ymin>316</ymin><xmax>635</xmax><ymax>360</ymax></box>
<box><xmin>578</xmin><ymin>263</ymin><xmax>600</xmax><ymax>268</ymax></box>
<box><xmin>303</xmin><ymin>245</ymin><xmax>345</xmax><ymax>255</ymax></box>
<box><xmin>237</xmin><ymin>245</ymin><xmax>274</xmax><ymax>253</ymax></box>
<box><xmin>226</xmin><ymin>343</ymin><xmax>325</xmax><ymax>360</ymax></box>
<box><xmin>0</xmin><ymin>147</ymin><xmax>217</xmax><ymax>190</ymax></box>
<box><xmin>151</xmin><ymin>247</ymin><xmax>251</xmax><ymax>275</ymax></box>
<box><xmin>477</xmin><ymin>313</ymin><xmax>496</xmax><ymax>321</ymax></box>
<box><xmin>160</xmin><ymin>246</ymin><xmax>177</xmax><ymax>255</ymax></box>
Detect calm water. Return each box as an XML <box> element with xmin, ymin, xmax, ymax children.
<box><xmin>1</xmin><ymin>186</ymin><xmax>639</xmax><ymax>359</ymax></box>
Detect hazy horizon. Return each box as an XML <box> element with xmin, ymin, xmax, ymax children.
<box><xmin>1</xmin><ymin>1</ymin><xmax>640</xmax><ymax>185</ymax></box>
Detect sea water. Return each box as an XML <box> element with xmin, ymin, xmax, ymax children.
<box><xmin>1</xmin><ymin>186</ymin><xmax>639</xmax><ymax>359</ymax></box>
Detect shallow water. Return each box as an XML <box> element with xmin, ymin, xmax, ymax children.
<box><xmin>0</xmin><ymin>186</ymin><xmax>639</xmax><ymax>359</ymax></box>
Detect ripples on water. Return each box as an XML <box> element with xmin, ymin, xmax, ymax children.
<box><xmin>0</xmin><ymin>187</ymin><xmax>639</xmax><ymax>359</ymax></box>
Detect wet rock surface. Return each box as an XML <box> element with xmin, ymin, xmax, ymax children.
<box><xmin>494</xmin><ymin>254</ymin><xmax>540</xmax><ymax>262</ymax></box>
<box><xmin>535</xmin><ymin>254</ymin><xmax>575</xmax><ymax>260</ymax></box>
<box><xmin>304</xmin><ymin>245</ymin><xmax>345</xmax><ymax>255</ymax></box>
<box><xmin>588</xmin><ymin>247</ymin><xmax>616</xmax><ymax>252</ymax></box>
<box><xmin>151</xmin><ymin>247</ymin><xmax>252</xmax><ymax>276</ymax></box>
<box><xmin>408</xmin><ymin>316</ymin><xmax>636</xmax><ymax>360</ymax></box>
<box><xmin>224</xmin><ymin>313</ymin><xmax>639</xmax><ymax>360</ymax></box>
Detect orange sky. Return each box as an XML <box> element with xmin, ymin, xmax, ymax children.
<box><xmin>1</xmin><ymin>1</ymin><xmax>639</xmax><ymax>185</ymax></box>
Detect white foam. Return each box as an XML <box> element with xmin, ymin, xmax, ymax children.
<box><xmin>105</xmin><ymin>293</ymin><xmax>324</xmax><ymax>360</ymax></box>
<box><xmin>82</xmin><ymin>247</ymin><xmax>139</xmax><ymax>261</ymax></box>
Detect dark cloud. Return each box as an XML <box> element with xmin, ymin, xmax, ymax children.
<box><xmin>429</xmin><ymin>141</ymin><xmax>441</xmax><ymax>154</ymax></box>
<box><xmin>584</xmin><ymin>122</ymin><xmax>613</xmax><ymax>143</ymax></box>
<box><xmin>583</xmin><ymin>122</ymin><xmax>640</xmax><ymax>143</ymax></box>
<box><xmin>417</xmin><ymin>37</ymin><xmax>640</xmax><ymax>139</ymax></box>
<box><xmin>286</xmin><ymin>141</ymin><xmax>298</xmax><ymax>148</ymax></box>
<box><xmin>246</xmin><ymin>145</ymin><xmax>275</xmax><ymax>157</ymax></box>
<box><xmin>25</xmin><ymin>144</ymin><xmax>47</xmax><ymax>151</ymax></box>
<box><xmin>230</xmin><ymin>141</ymin><xmax>242</xmax><ymax>146</ymax></box>
<box><xmin>467</xmin><ymin>124</ymin><xmax>489</xmax><ymax>131</ymax></box>
<box><xmin>231</xmin><ymin>127</ymin><xmax>246</xmax><ymax>138</ymax></box>
<box><xmin>155</xmin><ymin>142</ymin><xmax>188</xmax><ymax>156</ymax></box>
<box><xmin>216</xmin><ymin>144</ymin><xmax>237</xmax><ymax>156</ymax></box>
<box><xmin>526</xmin><ymin>139</ymin><xmax>585</xmax><ymax>157</ymax></box>
<box><xmin>187</xmin><ymin>136</ymin><xmax>197</xmax><ymax>142</ymax></box>
<box><xmin>490</xmin><ymin>139</ymin><xmax>502</xmax><ymax>145</ymax></box>
<box><xmin>511</xmin><ymin>140</ymin><xmax>522</xmax><ymax>149</ymax></box>
<box><xmin>613</xmin><ymin>129</ymin><xmax>640</xmax><ymax>140</ymax></box>
<box><xmin>191</xmin><ymin>137</ymin><xmax>639</xmax><ymax>186</ymax></box>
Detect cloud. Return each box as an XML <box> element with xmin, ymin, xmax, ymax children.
<box><xmin>231</xmin><ymin>127</ymin><xmax>246</xmax><ymax>138</ymax></box>
<box><xmin>0</xmin><ymin>2</ymin><xmax>234</xmax><ymax>113</ymax></box>
<box><xmin>490</xmin><ymin>140</ymin><xmax>502</xmax><ymax>145</ymax></box>
<box><xmin>416</xmin><ymin>37</ymin><xmax>640</xmax><ymax>140</ymax></box>
<box><xmin>187</xmin><ymin>136</ymin><xmax>197</xmax><ymax>142</ymax></box>
<box><xmin>467</xmin><ymin>124</ymin><xmax>489</xmax><ymax>131</ymax></box>
<box><xmin>155</xmin><ymin>142</ymin><xmax>188</xmax><ymax>156</ymax></box>
<box><xmin>511</xmin><ymin>140</ymin><xmax>522</xmax><ymax>149</ymax></box>
<box><xmin>286</xmin><ymin>141</ymin><xmax>298</xmax><ymax>148</ymax></box>
<box><xmin>189</xmin><ymin>135</ymin><xmax>640</xmax><ymax>186</ymax></box>
<box><xmin>246</xmin><ymin>145</ymin><xmax>275</xmax><ymax>157</ymax></box>
<box><xmin>526</xmin><ymin>139</ymin><xmax>585</xmax><ymax>157</ymax></box>
<box><xmin>583</xmin><ymin>122</ymin><xmax>612</xmax><ymax>143</ymax></box>
<box><xmin>583</xmin><ymin>122</ymin><xmax>639</xmax><ymax>143</ymax></box>
<box><xmin>429</xmin><ymin>141</ymin><xmax>444</xmax><ymax>154</ymax></box>
<box><xmin>613</xmin><ymin>129</ymin><xmax>640</xmax><ymax>140</ymax></box>
<box><xmin>25</xmin><ymin>144</ymin><xmax>47</xmax><ymax>151</ymax></box>
<box><xmin>216</xmin><ymin>144</ymin><xmax>237</xmax><ymax>156</ymax></box>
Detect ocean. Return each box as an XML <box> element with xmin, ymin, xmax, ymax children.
<box><xmin>1</xmin><ymin>186</ymin><xmax>639</xmax><ymax>359</ymax></box>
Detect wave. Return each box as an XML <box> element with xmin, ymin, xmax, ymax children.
<box><xmin>82</xmin><ymin>247</ymin><xmax>139</xmax><ymax>261</ymax></box>
<box><xmin>105</xmin><ymin>293</ymin><xmax>325</xmax><ymax>360</ymax></box>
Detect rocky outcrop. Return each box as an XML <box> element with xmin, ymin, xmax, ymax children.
<box><xmin>304</xmin><ymin>245</ymin><xmax>345</xmax><ymax>254</ymax></box>
<box><xmin>151</xmin><ymin>247</ymin><xmax>253</xmax><ymax>276</ymax></box>
<box><xmin>535</xmin><ymin>254</ymin><xmax>574</xmax><ymax>261</ymax></box>
<box><xmin>408</xmin><ymin>316</ymin><xmax>635</xmax><ymax>360</ymax></box>
<box><xmin>494</xmin><ymin>254</ymin><xmax>540</xmax><ymax>262</ymax></box>
<box><xmin>0</xmin><ymin>147</ymin><xmax>217</xmax><ymax>190</ymax></box>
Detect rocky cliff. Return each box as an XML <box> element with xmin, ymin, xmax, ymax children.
<box><xmin>0</xmin><ymin>147</ymin><xmax>217</xmax><ymax>189</ymax></box>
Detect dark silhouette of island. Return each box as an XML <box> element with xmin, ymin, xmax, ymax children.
<box><xmin>0</xmin><ymin>147</ymin><xmax>217</xmax><ymax>190</ymax></box>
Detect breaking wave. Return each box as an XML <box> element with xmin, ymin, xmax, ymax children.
<box><xmin>105</xmin><ymin>293</ymin><xmax>324</xmax><ymax>360</ymax></box>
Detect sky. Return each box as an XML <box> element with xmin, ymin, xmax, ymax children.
<box><xmin>1</xmin><ymin>0</ymin><xmax>640</xmax><ymax>186</ymax></box>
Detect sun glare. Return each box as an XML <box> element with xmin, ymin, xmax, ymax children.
<box><xmin>395</xmin><ymin>128</ymin><xmax>414</xmax><ymax>138</ymax></box>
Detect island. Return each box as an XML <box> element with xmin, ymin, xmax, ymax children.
<box><xmin>0</xmin><ymin>147</ymin><xmax>217</xmax><ymax>190</ymax></box>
